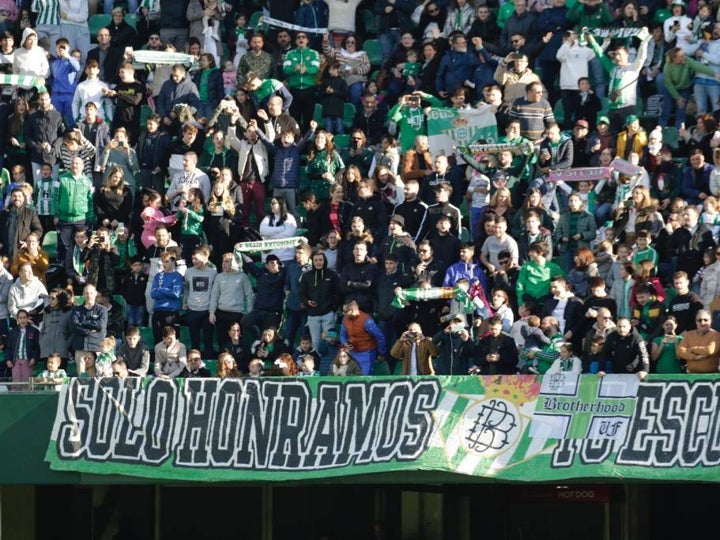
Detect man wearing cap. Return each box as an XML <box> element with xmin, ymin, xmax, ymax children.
<box><xmin>585</xmin><ymin>26</ymin><xmax>651</xmax><ymax>134</ymax></box>
<box><xmin>377</xmin><ymin>215</ymin><xmax>418</xmax><ymax>272</ymax></box>
<box><xmin>242</xmin><ymin>253</ymin><xmax>287</xmax><ymax>345</ymax></box>
<box><xmin>571</xmin><ymin>119</ymin><xmax>592</xmax><ymax>167</ymax></box>
<box><xmin>589</xmin><ymin>115</ymin><xmax>613</xmax><ymax>153</ymax></box>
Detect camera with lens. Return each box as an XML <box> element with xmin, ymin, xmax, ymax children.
<box><xmin>406</xmin><ymin>331</ymin><xmax>418</xmax><ymax>340</ymax></box>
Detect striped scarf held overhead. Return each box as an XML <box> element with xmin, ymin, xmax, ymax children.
<box><xmin>0</xmin><ymin>73</ymin><xmax>46</xmax><ymax>91</ymax></box>
<box><xmin>392</xmin><ymin>285</ymin><xmax>494</xmax><ymax>319</ymax></box>
<box><xmin>132</xmin><ymin>51</ymin><xmax>198</xmax><ymax>67</ymax></box>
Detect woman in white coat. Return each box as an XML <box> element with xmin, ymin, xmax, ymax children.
<box><xmin>259</xmin><ymin>196</ymin><xmax>298</xmax><ymax>264</ymax></box>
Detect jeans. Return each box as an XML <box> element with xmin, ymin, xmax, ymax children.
<box><xmin>589</xmin><ymin>57</ymin><xmax>606</xmax><ymax>99</ymax></box>
<box><xmin>273</xmin><ymin>188</ymin><xmax>298</xmax><ymax>218</ymax></box>
<box><xmin>594</xmin><ymin>202</ymin><xmax>614</xmax><ymax>228</ymax></box>
<box><xmin>284</xmin><ymin>308</ymin><xmax>308</xmax><ymax>348</ymax></box>
<box><xmin>470</xmin><ymin>206</ymin><xmax>486</xmax><ymax>240</ymax></box>
<box><xmin>196</xmin><ymin>101</ymin><xmax>215</xmax><ymax>122</ymax></box>
<box><xmin>379</xmin><ymin>29</ymin><xmax>401</xmax><ymax>67</ymax></box>
<box><xmin>661</xmin><ymin>86</ymin><xmax>691</xmax><ymax>128</ymax></box>
<box><xmin>560</xmin><ymin>89</ymin><xmax>579</xmax><ymax>130</ymax></box>
<box><xmin>693</xmin><ymin>81</ymin><xmax>720</xmax><ymax>115</ymax></box>
<box><xmin>186</xmin><ymin>309</ymin><xmax>215</xmax><ymax>355</ymax></box>
<box><xmin>242</xmin><ymin>308</ymin><xmax>282</xmax><ymax>345</ymax></box>
<box><xmin>104</xmin><ymin>0</ymin><xmax>138</xmax><ymax>13</ymax></box>
<box><xmin>324</xmin><ymin>116</ymin><xmax>344</xmax><ymax>134</ymax></box>
<box><xmin>307</xmin><ymin>311</ymin><xmax>337</xmax><ymax>351</ymax></box>
<box><xmin>127</xmin><ymin>304</ymin><xmax>146</xmax><ymax>327</ymax></box>
<box><xmin>349</xmin><ymin>82</ymin><xmax>364</xmax><ymax>108</ymax></box>
<box><xmin>349</xmin><ymin>348</ymin><xmax>378</xmax><ymax>376</ymax></box>
<box><xmin>57</xmin><ymin>220</ymin><xmax>90</xmax><ymax>265</ymax></box>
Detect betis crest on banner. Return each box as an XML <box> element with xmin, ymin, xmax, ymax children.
<box><xmin>427</xmin><ymin>106</ymin><xmax>499</xmax><ymax>159</ymax></box>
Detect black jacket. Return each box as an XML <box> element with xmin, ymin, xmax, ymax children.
<box><xmin>0</xmin><ymin>206</ymin><xmax>43</xmax><ymax>256</ymax></box>
<box><xmin>299</xmin><ymin>253</ymin><xmax>340</xmax><ymax>316</ymax></box>
<box><xmin>339</xmin><ymin>259</ymin><xmax>379</xmax><ymax>313</ymax></box>
<box><xmin>472</xmin><ymin>334</ymin><xmax>519</xmax><ymax>375</ymax></box>
<box><xmin>375</xmin><ymin>268</ymin><xmax>414</xmax><ymax>321</ymax></box>
<box><xmin>86</xmin><ymin>45</ymin><xmax>124</xmax><ymax>85</ymax></box>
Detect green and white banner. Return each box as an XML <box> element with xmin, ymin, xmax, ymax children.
<box><xmin>427</xmin><ymin>106</ymin><xmax>499</xmax><ymax>160</ymax></box>
<box><xmin>45</xmin><ymin>375</ymin><xmax>720</xmax><ymax>482</ymax></box>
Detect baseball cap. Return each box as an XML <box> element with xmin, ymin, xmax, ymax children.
<box><xmin>574</xmin><ymin>119</ymin><xmax>589</xmax><ymax>129</ymax></box>
<box><xmin>625</xmin><ymin>114</ymin><xmax>639</xmax><ymax>126</ymax></box>
<box><xmin>597</xmin><ymin>115</ymin><xmax>610</xmax><ymax>125</ymax></box>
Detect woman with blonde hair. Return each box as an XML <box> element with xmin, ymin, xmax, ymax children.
<box><xmin>621</xmin><ymin>184</ymin><xmax>664</xmax><ymax>244</ymax></box>
<box><xmin>93</xmin><ymin>166</ymin><xmax>133</xmax><ymax>230</ymax></box>
<box><xmin>481</xmin><ymin>186</ymin><xmax>515</xmax><ymax>223</ymax></box>
<box><xmin>205</xmin><ymin>177</ymin><xmax>237</xmax><ymax>267</ymax></box>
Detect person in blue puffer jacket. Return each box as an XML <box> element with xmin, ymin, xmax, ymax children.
<box><xmin>150</xmin><ymin>252</ymin><xmax>184</xmax><ymax>344</ymax></box>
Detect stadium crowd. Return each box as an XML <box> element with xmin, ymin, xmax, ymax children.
<box><xmin>1</xmin><ymin>0</ymin><xmax>720</xmax><ymax>386</ymax></box>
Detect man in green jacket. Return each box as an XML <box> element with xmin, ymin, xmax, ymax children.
<box><xmin>53</xmin><ymin>156</ymin><xmax>94</xmax><ymax>266</ymax></box>
<box><xmin>282</xmin><ymin>31</ymin><xmax>321</xmax><ymax>129</ymax></box>
<box><xmin>661</xmin><ymin>46</ymin><xmax>720</xmax><ymax>128</ymax></box>
<box><xmin>516</xmin><ymin>241</ymin><xmax>566</xmax><ymax>308</ymax></box>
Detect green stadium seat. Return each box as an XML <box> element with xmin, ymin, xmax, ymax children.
<box><xmin>343</xmin><ymin>102</ymin><xmax>356</xmax><ymax>131</ymax></box>
<box><xmin>113</xmin><ymin>295</ymin><xmax>127</xmax><ymax>317</ymax></box>
<box><xmin>140</xmin><ymin>326</ymin><xmax>154</xmax><ymax>347</ymax></box>
<box><xmin>334</xmin><ymin>133</ymin><xmax>350</xmax><ymax>148</ymax></box>
<box><xmin>553</xmin><ymin>99</ymin><xmax>564</xmax><ymax>125</ymax></box>
<box><xmin>663</xmin><ymin>126</ymin><xmax>680</xmax><ymax>149</ymax></box>
<box><xmin>124</xmin><ymin>13</ymin><xmax>138</xmax><ymax>30</ymax></box>
<box><xmin>140</xmin><ymin>104</ymin><xmax>154</xmax><ymax>127</ymax></box>
<box><xmin>313</xmin><ymin>102</ymin><xmax>323</xmax><ymax>124</ymax></box>
<box><xmin>179</xmin><ymin>325</ymin><xmax>191</xmax><ymax>349</ymax></box>
<box><xmin>89</xmin><ymin>14</ymin><xmax>112</xmax><ymax>43</ymax></box>
<box><xmin>42</xmin><ymin>230</ymin><xmax>57</xmax><ymax>260</ymax></box>
<box><xmin>204</xmin><ymin>359</ymin><xmax>217</xmax><ymax>376</ymax></box>
<box><xmin>461</xmin><ymin>227</ymin><xmax>470</xmax><ymax>243</ymax></box>
<box><xmin>364</xmin><ymin>39</ymin><xmax>382</xmax><ymax>68</ymax></box>
<box><xmin>362</xmin><ymin>9</ymin><xmax>377</xmax><ymax>36</ymax></box>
